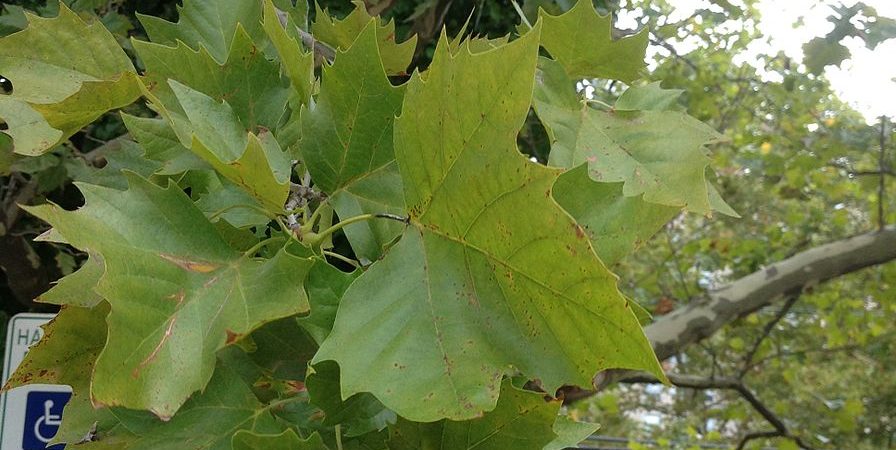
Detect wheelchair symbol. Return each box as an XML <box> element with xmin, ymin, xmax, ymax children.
<box><xmin>23</xmin><ymin>391</ymin><xmax>70</xmax><ymax>450</ymax></box>
<box><xmin>34</xmin><ymin>400</ymin><xmax>63</xmax><ymax>443</ymax></box>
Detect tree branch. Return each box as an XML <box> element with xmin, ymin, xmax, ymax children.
<box><xmin>570</xmin><ymin>227</ymin><xmax>896</xmax><ymax>398</ymax></box>
<box><xmin>621</xmin><ymin>373</ymin><xmax>815</xmax><ymax>450</ymax></box>
<box><xmin>738</xmin><ymin>295</ymin><xmax>799</xmax><ymax>378</ymax></box>
<box><xmin>644</xmin><ymin>226</ymin><xmax>896</xmax><ymax>363</ymax></box>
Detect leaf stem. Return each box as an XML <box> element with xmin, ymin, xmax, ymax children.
<box><xmin>208</xmin><ymin>203</ymin><xmax>276</xmax><ymax>222</ymax></box>
<box><xmin>586</xmin><ymin>98</ymin><xmax>615</xmax><ymax>110</ymax></box>
<box><xmin>243</xmin><ymin>236</ymin><xmax>280</xmax><ymax>257</ymax></box>
<box><xmin>511</xmin><ymin>0</ymin><xmax>532</xmax><ymax>30</ymax></box>
<box><xmin>310</xmin><ymin>213</ymin><xmax>408</xmax><ymax>246</ymax></box>
<box><xmin>323</xmin><ymin>250</ymin><xmax>360</xmax><ymax>269</ymax></box>
<box><xmin>335</xmin><ymin>424</ymin><xmax>343</xmax><ymax>450</ymax></box>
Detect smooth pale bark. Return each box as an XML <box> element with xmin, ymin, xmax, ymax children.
<box><xmin>588</xmin><ymin>226</ymin><xmax>896</xmax><ymax>392</ymax></box>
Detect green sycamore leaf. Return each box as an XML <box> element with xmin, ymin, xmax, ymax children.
<box><xmin>79</xmin><ymin>360</ymin><xmax>299</xmax><ymax>450</ymax></box>
<box><xmin>538</xmin><ymin>0</ymin><xmax>648</xmax><ymax>82</ymax></box>
<box><xmin>0</xmin><ymin>97</ymin><xmax>62</xmax><ymax>157</ymax></box>
<box><xmin>169</xmin><ymin>81</ymin><xmax>292</xmax><ymax>213</ymax></box>
<box><xmin>553</xmin><ymin>165</ymin><xmax>679</xmax><ymax>266</ymax></box>
<box><xmin>137</xmin><ymin>0</ymin><xmax>266</xmax><ymax>63</ymax></box>
<box><xmin>246</xmin><ymin>316</ymin><xmax>317</xmax><ymax>381</ymax></box>
<box><xmin>312</xmin><ymin>1</ymin><xmax>417</xmax><ymax>75</ymax></box>
<box><xmin>262</xmin><ymin>0</ymin><xmax>315</xmax><ymax>107</ymax></box>
<box><xmin>37</xmin><ymin>254</ymin><xmax>105</xmax><ymax>307</ymax></box>
<box><xmin>314</xmin><ymin>27</ymin><xmax>664</xmax><ymax>422</ymax></box>
<box><xmin>534</xmin><ymin>58</ymin><xmax>722</xmax><ymax>213</ymax></box>
<box><xmin>25</xmin><ymin>174</ymin><xmax>313</xmax><ymax>418</ymax></box>
<box><xmin>306</xmin><ymin>361</ymin><xmax>396</xmax><ymax>437</ymax></box>
<box><xmin>543</xmin><ymin>416</ymin><xmax>600</xmax><ymax>450</ymax></box>
<box><xmin>299</xmin><ymin>260</ymin><xmax>359</xmax><ymax>345</ymax></box>
<box><xmin>65</xmin><ymin>139</ymin><xmax>162</xmax><ymax>190</ymax></box>
<box><xmin>121</xmin><ymin>113</ymin><xmax>209</xmax><ymax>176</ymax></box>
<box><xmin>232</xmin><ymin>429</ymin><xmax>329</xmax><ymax>450</ymax></box>
<box><xmin>300</xmin><ymin>22</ymin><xmax>406</xmax><ymax>262</ymax></box>
<box><xmin>387</xmin><ymin>381</ymin><xmax>559</xmax><ymax>450</ymax></box>
<box><xmin>196</xmin><ymin>179</ymin><xmax>271</xmax><ymax>229</ymax></box>
<box><xmin>3</xmin><ymin>304</ymin><xmax>118</xmax><ymax>446</ymax></box>
<box><xmin>0</xmin><ymin>4</ymin><xmax>140</xmax><ymax>155</ymax></box>
<box><xmin>134</xmin><ymin>24</ymin><xmax>290</xmax><ymax>134</ymax></box>
<box><xmin>615</xmin><ymin>81</ymin><xmax>684</xmax><ymax>111</ymax></box>
<box><xmin>803</xmin><ymin>37</ymin><xmax>851</xmax><ymax>75</ymax></box>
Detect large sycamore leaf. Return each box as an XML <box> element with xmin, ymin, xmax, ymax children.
<box><xmin>0</xmin><ymin>4</ymin><xmax>140</xmax><ymax>155</ymax></box>
<box><xmin>79</xmin><ymin>361</ymin><xmax>297</xmax><ymax>450</ymax></box>
<box><xmin>534</xmin><ymin>58</ymin><xmax>722</xmax><ymax>213</ymax></box>
<box><xmin>300</xmin><ymin>23</ymin><xmax>406</xmax><ymax>262</ymax></box>
<box><xmin>3</xmin><ymin>304</ymin><xmax>117</xmax><ymax>446</ymax></box>
<box><xmin>387</xmin><ymin>381</ymin><xmax>558</xmax><ymax>450</ymax></box>
<box><xmin>312</xmin><ymin>1</ymin><xmax>417</xmax><ymax>75</ymax></box>
<box><xmin>538</xmin><ymin>1</ymin><xmax>648</xmax><ymax>82</ymax></box>
<box><xmin>26</xmin><ymin>174</ymin><xmax>312</xmax><ymax>418</ymax></box>
<box><xmin>134</xmin><ymin>25</ymin><xmax>290</xmax><ymax>133</ymax></box>
<box><xmin>314</xmin><ymin>27</ymin><xmax>663</xmax><ymax>422</ymax></box>
<box><xmin>138</xmin><ymin>0</ymin><xmax>266</xmax><ymax>63</ymax></box>
<box><xmin>169</xmin><ymin>81</ymin><xmax>292</xmax><ymax>213</ymax></box>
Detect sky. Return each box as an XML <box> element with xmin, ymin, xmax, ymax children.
<box><xmin>619</xmin><ymin>0</ymin><xmax>896</xmax><ymax>123</ymax></box>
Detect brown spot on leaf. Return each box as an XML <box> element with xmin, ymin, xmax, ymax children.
<box><xmin>225</xmin><ymin>329</ymin><xmax>242</xmax><ymax>345</ymax></box>
<box><xmin>159</xmin><ymin>254</ymin><xmax>220</xmax><ymax>273</ymax></box>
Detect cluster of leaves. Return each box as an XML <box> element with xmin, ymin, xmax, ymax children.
<box><xmin>1</xmin><ymin>0</ymin><xmax>737</xmax><ymax>448</ymax></box>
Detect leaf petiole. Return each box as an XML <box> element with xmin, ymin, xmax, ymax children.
<box><xmin>208</xmin><ymin>203</ymin><xmax>277</xmax><ymax>222</ymax></box>
<box><xmin>305</xmin><ymin>213</ymin><xmax>408</xmax><ymax>247</ymax></box>
<box><xmin>323</xmin><ymin>250</ymin><xmax>360</xmax><ymax>269</ymax></box>
<box><xmin>242</xmin><ymin>236</ymin><xmax>282</xmax><ymax>258</ymax></box>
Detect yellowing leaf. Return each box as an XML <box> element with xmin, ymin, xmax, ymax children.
<box><xmin>314</xmin><ymin>26</ymin><xmax>663</xmax><ymax>422</ymax></box>
<box><xmin>0</xmin><ymin>4</ymin><xmax>140</xmax><ymax>155</ymax></box>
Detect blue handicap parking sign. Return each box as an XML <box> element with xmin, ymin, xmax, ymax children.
<box><xmin>22</xmin><ymin>391</ymin><xmax>71</xmax><ymax>450</ymax></box>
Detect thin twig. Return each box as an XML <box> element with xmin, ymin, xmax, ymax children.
<box><xmin>623</xmin><ymin>373</ymin><xmax>816</xmax><ymax>450</ymax></box>
<box><xmin>738</xmin><ymin>296</ymin><xmax>799</xmax><ymax>378</ymax></box>
<box><xmin>665</xmin><ymin>228</ymin><xmax>693</xmax><ymax>299</ymax></box>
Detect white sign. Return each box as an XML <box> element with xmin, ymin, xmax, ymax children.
<box><xmin>1</xmin><ymin>313</ymin><xmax>70</xmax><ymax>450</ymax></box>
